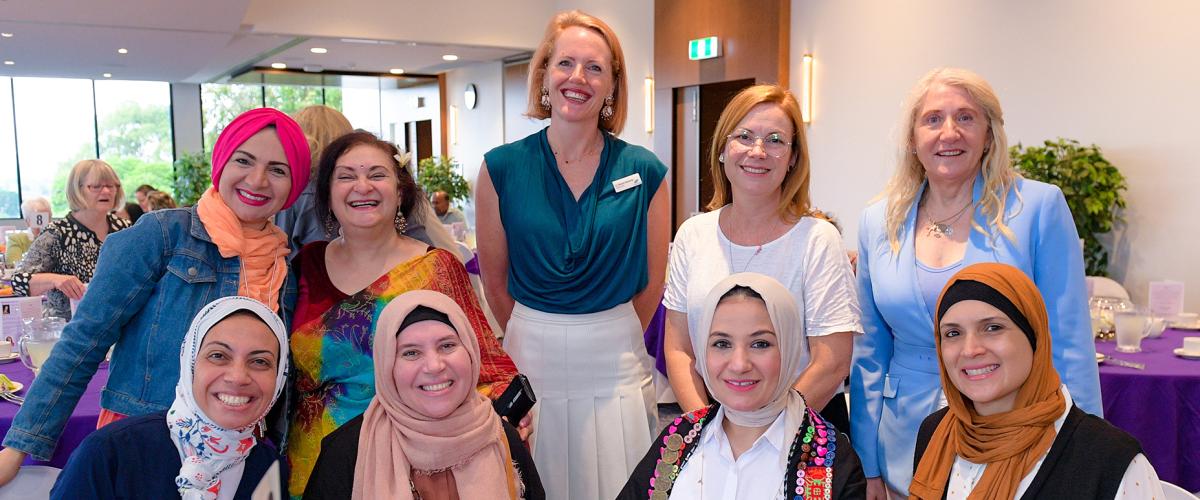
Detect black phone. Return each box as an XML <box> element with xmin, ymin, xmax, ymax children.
<box><xmin>493</xmin><ymin>374</ymin><xmax>536</xmax><ymax>423</ymax></box>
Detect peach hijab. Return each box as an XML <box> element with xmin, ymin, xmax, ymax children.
<box><xmin>909</xmin><ymin>263</ymin><xmax>1065</xmax><ymax>500</ymax></box>
<box><xmin>353</xmin><ymin>290</ymin><xmax>518</xmax><ymax>500</ymax></box>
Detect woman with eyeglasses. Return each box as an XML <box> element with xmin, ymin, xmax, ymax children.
<box><xmin>11</xmin><ymin>159</ymin><xmax>130</xmax><ymax>319</ymax></box>
<box><xmin>663</xmin><ymin>84</ymin><xmax>861</xmax><ymax>435</ymax></box>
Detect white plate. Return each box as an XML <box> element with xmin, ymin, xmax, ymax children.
<box><xmin>3</xmin><ymin>381</ymin><xmax>22</xmax><ymax>393</ymax></box>
<box><xmin>0</xmin><ymin>353</ymin><xmax>18</xmax><ymax>364</ymax></box>
<box><xmin>1170</xmin><ymin>321</ymin><xmax>1200</xmax><ymax>331</ymax></box>
<box><xmin>1095</xmin><ymin>353</ymin><xmax>1105</xmax><ymax>363</ymax></box>
<box><xmin>0</xmin><ymin>465</ymin><xmax>60</xmax><ymax>499</ymax></box>
<box><xmin>1173</xmin><ymin>348</ymin><xmax>1200</xmax><ymax>360</ymax></box>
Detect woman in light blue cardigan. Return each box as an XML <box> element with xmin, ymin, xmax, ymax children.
<box><xmin>849</xmin><ymin>68</ymin><xmax>1101</xmax><ymax>499</ymax></box>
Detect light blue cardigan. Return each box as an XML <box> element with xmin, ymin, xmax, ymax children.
<box><xmin>849</xmin><ymin>175</ymin><xmax>1102</xmax><ymax>494</ymax></box>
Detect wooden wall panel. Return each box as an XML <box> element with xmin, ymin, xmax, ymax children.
<box><xmin>654</xmin><ymin>0</ymin><xmax>790</xmax><ymax>90</ymax></box>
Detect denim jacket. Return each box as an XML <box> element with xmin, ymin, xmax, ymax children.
<box><xmin>2</xmin><ymin>207</ymin><xmax>296</xmax><ymax>460</ymax></box>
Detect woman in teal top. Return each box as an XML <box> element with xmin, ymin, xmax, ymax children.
<box><xmin>475</xmin><ymin>10</ymin><xmax>669</xmax><ymax>500</ymax></box>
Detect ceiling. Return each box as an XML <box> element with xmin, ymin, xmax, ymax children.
<box><xmin>0</xmin><ymin>0</ymin><xmax>539</xmax><ymax>83</ymax></box>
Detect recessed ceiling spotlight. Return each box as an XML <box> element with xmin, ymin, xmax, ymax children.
<box><xmin>310</xmin><ymin>47</ymin><xmax>327</xmax><ymax>54</ymax></box>
<box><xmin>117</xmin><ymin>48</ymin><xmax>128</xmax><ymax>54</ymax></box>
<box><xmin>389</xmin><ymin>68</ymin><xmax>405</xmax><ymax>75</ymax></box>
<box><xmin>102</xmin><ymin>73</ymin><xmax>112</xmax><ymax>78</ymax></box>
<box><xmin>442</xmin><ymin>54</ymin><xmax>459</xmax><ymax>61</ymax></box>
<box><xmin>271</xmin><ymin>62</ymin><xmax>287</xmax><ymax>69</ymax></box>
<box><xmin>1</xmin><ymin>33</ymin><xmax>13</xmax><ymax>38</ymax></box>
<box><xmin>3</xmin><ymin>60</ymin><xmax>13</xmax><ymax>66</ymax></box>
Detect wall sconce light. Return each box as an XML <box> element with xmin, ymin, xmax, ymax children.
<box><xmin>449</xmin><ymin>105</ymin><xmax>459</xmax><ymax>146</ymax></box>
<box><xmin>644</xmin><ymin>76</ymin><xmax>655</xmax><ymax>134</ymax></box>
<box><xmin>801</xmin><ymin>54</ymin><xmax>814</xmax><ymax>124</ymax></box>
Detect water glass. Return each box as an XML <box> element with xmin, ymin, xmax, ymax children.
<box><xmin>1114</xmin><ymin>308</ymin><xmax>1149</xmax><ymax>353</ymax></box>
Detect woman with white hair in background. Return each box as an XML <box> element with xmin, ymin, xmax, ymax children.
<box><xmin>5</xmin><ymin>196</ymin><xmax>53</xmax><ymax>264</ymax></box>
<box><xmin>11</xmin><ymin>160</ymin><xmax>130</xmax><ymax>319</ymax></box>
<box><xmin>849</xmin><ymin>67</ymin><xmax>1102</xmax><ymax>499</ymax></box>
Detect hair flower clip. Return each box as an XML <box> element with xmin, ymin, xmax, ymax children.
<box><xmin>394</xmin><ymin>148</ymin><xmax>413</xmax><ymax>172</ymax></box>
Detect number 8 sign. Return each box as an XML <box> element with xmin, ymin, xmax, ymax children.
<box><xmin>30</xmin><ymin>211</ymin><xmax>50</xmax><ymax>231</ymax></box>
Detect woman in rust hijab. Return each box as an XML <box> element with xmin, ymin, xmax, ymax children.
<box><xmin>911</xmin><ymin>263</ymin><xmax>1162</xmax><ymax>499</ymax></box>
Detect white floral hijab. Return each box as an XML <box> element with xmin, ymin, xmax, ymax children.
<box><xmin>167</xmin><ymin>296</ymin><xmax>289</xmax><ymax>500</ymax></box>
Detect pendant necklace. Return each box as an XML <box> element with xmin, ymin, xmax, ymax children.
<box><xmin>923</xmin><ymin>198</ymin><xmax>973</xmax><ymax>238</ymax></box>
<box><xmin>726</xmin><ymin>227</ymin><xmax>765</xmax><ymax>273</ymax></box>
<box><xmin>551</xmin><ymin>134</ymin><xmax>602</xmax><ymax>166</ymax></box>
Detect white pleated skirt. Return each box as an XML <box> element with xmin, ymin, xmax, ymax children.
<box><xmin>505</xmin><ymin>301</ymin><xmax>658</xmax><ymax>500</ymax></box>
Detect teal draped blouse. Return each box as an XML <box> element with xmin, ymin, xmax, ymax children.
<box><xmin>484</xmin><ymin>128</ymin><xmax>667</xmax><ymax>314</ymax></box>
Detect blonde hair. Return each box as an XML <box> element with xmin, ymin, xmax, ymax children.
<box><xmin>883</xmin><ymin>67</ymin><xmax>1019</xmax><ymax>252</ymax></box>
<box><xmin>525</xmin><ymin>10</ymin><xmax>628</xmax><ymax>135</ymax></box>
<box><xmin>145</xmin><ymin>191</ymin><xmax>177</xmax><ymax>211</ymax></box>
<box><xmin>705</xmin><ymin>84</ymin><xmax>812</xmax><ymax>222</ymax></box>
<box><xmin>66</xmin><ymin>159</ymin><xmax>124</xmax><ymax>212</ymax></box>
<box><xmin>293</xmin><ymin>105</ymin><xmax>353</xmax><ymax>176</ymax></box>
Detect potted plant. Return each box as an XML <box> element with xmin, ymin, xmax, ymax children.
<box><xmin>173</xmin><ymin>152</ymin><xmax>212</xmax><ymax>207</ymax></box>
<box><xmin>416</xmin><ymin>156</ymin><xmax>471</xmax><ymax>205</ymax></box>
<box><xmin>1010</xmin><ymin>138</ymin><xmax>1127</xmax><ymax>276</ymax></box>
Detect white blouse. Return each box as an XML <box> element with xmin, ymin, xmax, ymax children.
<box><xmin>669</xmin><ymin>407</ymin><xmax>792</xmax><ymax>500</ymax></box>
<box><xmin>944</xmin><ymin>387</ymin><xmax>1164</xmax><ymax>499</ymax></box>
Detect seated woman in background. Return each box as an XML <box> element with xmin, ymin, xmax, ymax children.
<box><xmin>52</xmin><ymin>296</ymin><xmax>290</xmax><ymax>499</ymax></box>
<box><xmin>911</xmin><ymin>262</ymin><xmax>1162</xmax><ymax>499</ymax></box>
<box><xmin>145</xmin><ymin>190</ymin><xmax>178</xmax><ymax>211</ymax></box>
<box><xmin>303</xmin><ymin>290</ymin><xmax>542</xmax><ymax>500</ymax></box>
<box><xmin>6</xmin><ymin>196</ymin><xmax>53</xmax><ymax>264</ymax></box>
<box><xmin>619</xmin><ymin>273</ymin><xmax>865</xmax><ymax>500</ymax></box>
<box><xmin>115</xmin><ymin>202</ymin><xmax>144</xmax><ymax>225</ymax></box>
<box><xmin>286</xmin><ymin>131</ymin><xmax>517</xmax><ymax>497</ymax></box>
<box><xmin>12</xmin><ymin>159</ymin><xmax>130</xmax><ymax>318</ymax></box>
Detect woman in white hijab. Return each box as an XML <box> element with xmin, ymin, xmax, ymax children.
<box><xmin>52</xmin><ymin>296</ymin><xmax>290</xmax><ymax>499</ymax></box>
<box><xmin>619</xmin><ymin>273</ymin><xmax>865</xmax><ymax>499</ymax></box>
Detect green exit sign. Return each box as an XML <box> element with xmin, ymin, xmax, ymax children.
<box><xmin>688</xmin><ymin>37</ymin><xmax>720</xmax><ymax>60</ymax></box>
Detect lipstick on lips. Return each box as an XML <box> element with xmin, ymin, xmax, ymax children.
<box><xmin>236</xmin><ymin>189</ymin><xmax>270</xmax><ymax>207</ymax></box>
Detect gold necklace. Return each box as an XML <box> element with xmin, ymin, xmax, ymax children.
<box><xmin>551</xmin><ymin>134</ymin><xmax>603</xmax><ymax>165</ymax></box>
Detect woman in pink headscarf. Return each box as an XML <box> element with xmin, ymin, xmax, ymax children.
<box><xmin>0</xmin><ymin>108</ymin><xmax>311</xmax><ymax>486</ymax></box>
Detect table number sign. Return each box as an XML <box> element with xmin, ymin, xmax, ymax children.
<box><xmin>29</xmin><ymin>211</ymin><xmax>51</xmax><ymax>233</ymax></box>
<box><xmin>1148</xmin><ymin>280</ymin><xmax>1184</xmax><ymax>317</ymax></box>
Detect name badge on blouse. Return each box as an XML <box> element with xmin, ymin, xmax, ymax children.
<box><xmin>612</xmin><ymin>173</ymin><xmax>643</xmax><ymax>193</ymax></box>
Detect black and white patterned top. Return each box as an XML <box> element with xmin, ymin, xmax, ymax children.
<box><xmin>12</xmin><ymin>212</ymin><xmax>130</xmax><ymax>319</ymax></box>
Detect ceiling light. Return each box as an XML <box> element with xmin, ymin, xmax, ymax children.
<box><xmin>271</xmin><ymin>62</ymin><xmax>287</xmax><ymax>69</ymax></box>
<box><xmin>102</xmin><ymin>73</ymin><xmax>112</xmax><ymax>78</ymax></box>
<box><xmin>442</xmin><ymin>54</ymin><xmax>459</xmax><ymax>61</ymax></box>
<box><xmin>310</xmin><ymin>47</ymin><xmax>327</xmax><ymax>54</ymax></box>
<box><xmin>389</xmin><ymin>68</ymin><xmax>405</xmax><ymax>75</ymax></box>
<box><xmin>3</xmin><ymin>61</ymin><xmax>13</xmax><ymax>66</ymax></box>
<box><xmin>117</xmin><ymin>48</ymin><xmax>128</xmax><ymax>54</ymax></box>
<box><xmin>1</xmin><ymin>33</ymin><xmax>13</xmax><ymax>38</ymax></box>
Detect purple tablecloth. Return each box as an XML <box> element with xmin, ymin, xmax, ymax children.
<box><xmin>0</xmin><ymin>360</ymin><xmax>107</xmax><ymax>468</ymax></box>
<box><xmin>1096</xmin><ymin>328</ymin><xmax>1200</xmax><ymax>491</ymax></box>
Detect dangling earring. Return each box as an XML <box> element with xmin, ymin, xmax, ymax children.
<box><xmin>718</xmin><ymin>153</ymin><xmax>725</xmax><ymax>163</ymax></box>
<box><xmin>324</xmin><ymin>214</ymin><xmax>339</xmax><ymax>238</ymax></box>
<box><xmin>601</xmin><ymin>94</ymin><xmax>614</xmax><ymax>120</ymax></box>
<box><xmin>540</xmin><ymin>87</ymin><xmax>551</xmax><ymax>109</ymax></box>
<box><xmin>395</xmin><ymin>209</ymin><xmax>408</xmax><ymax>233</ymax></box>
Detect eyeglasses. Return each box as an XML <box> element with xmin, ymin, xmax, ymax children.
<box><xmin>84</xmin><ymin>183</ymin><xmax>120</xmax><ymax>193</ymax></box>
<box><xmin>726</xmin><ymin>129</ymin><xmax>793</xmax><ymax>159</ymax></box>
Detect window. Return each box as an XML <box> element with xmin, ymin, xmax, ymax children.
<box><xmin>201</xmin><ymin>83</ymin><xmax>263</xmax><ymax>155</ymax></box>
<box><xmin>12</xmin><ymin>78</ymin><xmax>97</xmax><ymax>215</ymax></box>
<box><xmin>95</xmin><ymin>80</ymin><xmax>174</xmax><ymax>201</ymax></box>
<box><xmin>0</xmin><ymin>79</ymin><xmax>19</xmax><ymax>218</ymax></box>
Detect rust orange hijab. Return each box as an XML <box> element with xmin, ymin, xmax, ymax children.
<box><xmin>909</xmin><ymin>262</ymin><xmax>1065</xmax><ymax>500</ymax></box>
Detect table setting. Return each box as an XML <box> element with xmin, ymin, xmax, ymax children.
<box><xmin>1092</xmin><ymin>284</ymin><xmax>1200</xmax><ymax>491</ymax></box>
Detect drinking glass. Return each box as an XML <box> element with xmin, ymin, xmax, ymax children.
<box><xmin>1114</xmin><ymin>308</ymin><xmax>1149</xmax><ymax>353</ymax></box>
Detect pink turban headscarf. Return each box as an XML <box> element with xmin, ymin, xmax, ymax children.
<box><xmin>210</xmin><ymin>107</ymin><xmax>311</xmax><ymax>209</ymax></box>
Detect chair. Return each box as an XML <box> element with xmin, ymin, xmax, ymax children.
<box><xmin>1161</xmin><ymin>482</ymin><xmax>1199</xmax><ymax>500</ymax></box>
<box><xmin>0</xmin><ymin>465</ymin><xmax>61</xmax><ymax>499</ymax></box>
<box><xmin>1087</xmin><ymin>276</ymin><xmax>1130</xmax><ymax>300</ymax></box>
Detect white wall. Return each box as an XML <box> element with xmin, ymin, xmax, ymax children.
<box><xmin>445</xmin><ymin>61</ymin><xmax>506</xmax><ymax>224</ymax></box>
<box><xmin>792</xmin><ymin>0</ymin><xmax>1200</xmax><ymax>311</ymax></box>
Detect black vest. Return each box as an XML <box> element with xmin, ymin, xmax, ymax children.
<box><xmin>913</xmin><ymin>406</ymin><xmax>1142</xmax><ymax>499</ymax></box>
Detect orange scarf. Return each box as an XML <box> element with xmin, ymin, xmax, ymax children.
<box><xmin>909</xmin><ymin>262</ymin><xmax>1065</xmax><ymax>500</ymax></box>
<box><xmin>195</xmin><ymin>187</ymin><xmax>289</xmax><ymax>311</ymax></box>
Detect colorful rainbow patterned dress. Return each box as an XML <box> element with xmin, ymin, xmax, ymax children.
<box><xmin>286</xmin><ymin>242</ymin><xmax>518</xmax><ymax>497</ymax></box>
